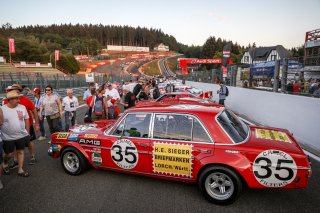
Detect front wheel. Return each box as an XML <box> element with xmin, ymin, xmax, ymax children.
<box><xmin>198</xmin><ymin>166</ymin><xmax>243</xmax><ymax>205</ymax></box>
<box><xmin>61</xmin><ymin>148</ymin><xmax>88</xmax><ymax>176</ymax></box>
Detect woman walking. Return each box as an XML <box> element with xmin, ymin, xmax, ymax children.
<box><xmin>39</xmin><ymin>85</ymin><xmax>63</xmax><ymax>143</ymax></box>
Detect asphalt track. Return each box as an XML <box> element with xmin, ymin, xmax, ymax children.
<box><xmin>0</xmin><ymin>106</ymin><xmax>319</xmax><ymax>213</ymax></box>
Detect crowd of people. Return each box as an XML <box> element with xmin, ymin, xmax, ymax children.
<box><xmin>83</xmin><ymin>78</ymin><xmax>161</xmax><ymax>122</ymax></box>
<box><xmin>249</xmin><ymin>78</ymin><xmax>320</xmax><ymax>96</ymax></box>
<box><xmin>0</xmin><ymin>78</ymin><xmax>164</xmax><ymax>189</ymax></box>
<box><xmin>0</xmin><ymin>84</ymin><xmax>79</xmax><ymax>189</ymax></box>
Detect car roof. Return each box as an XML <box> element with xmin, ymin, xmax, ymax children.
<box><xmin>128</xmin><ymin>104</ymin><xmax>224</xmax><ymax>115</ymax></box>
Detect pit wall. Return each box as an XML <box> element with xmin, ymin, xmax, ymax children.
<box><xmin>186</xmin><ymin>81</ymin><xmax>320</xmax><ymax>156</ymax></box>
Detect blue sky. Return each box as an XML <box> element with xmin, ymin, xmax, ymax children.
<box><xmin>1</xmin><ymin>0</ymin><xmax>319</xmax><ymax>48</ymax></box>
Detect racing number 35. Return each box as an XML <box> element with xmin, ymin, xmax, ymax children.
<box><xmin>112</xmin><ymin>145</ymin><xmax>137</xmax><ymax>164</ymax></box>
<box><xmin>254</xmin><ymin>158</ymin><xmax>294</xmax><ymax>181</ymax></box>
<box><xmin>111</xmin><ymin>139</ymin><xmax>139</xmax><ymax>170</ymax></box>
<box><xmin>253</xmin><ymin>150</ymin><xmax>297</xmax><ymax>187</ymax></box>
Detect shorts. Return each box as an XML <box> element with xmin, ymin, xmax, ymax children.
<box><xmin>29</xmin><ymin>125</ymin><xmax>36</xmax><ymax>142</ymax></box>
<box><xmin>0</xmin><ymin>142</ymin><xmax>3</xmax><ymax>164</ymax></box>
<box><xmin>3</xmin><ymin>136</ymin><xmax>30</xmax><ymax>154</ymax></box>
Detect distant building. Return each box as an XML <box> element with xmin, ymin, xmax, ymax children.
<box><xmin>154</xmin><ymin>43</ymin><xmax>169</xmax><ymax>52</ymax></box>
<box><xmin>304</xmin><ymin>29</ymin><xmax>320</xmax><ymax>67</ymax></box>
<box><xmin>302</xmin><ymin>29</ymin><xmax>320</xmax><ymax>78</ymax></box>
<box><xmin>241</xmin><ymin>45</ymin><xmax>290</xmax><ymax>65</ymax></box>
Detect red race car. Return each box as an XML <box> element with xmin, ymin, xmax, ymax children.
<box><xmin>48</xmin><ymin>105</ymin><xmax>312</xmax><ymax>205</ymax></box>
<box><xmin>135</xmin><ymin>92</ymin><xmax>217</xmax><ymax>108</ymax></box>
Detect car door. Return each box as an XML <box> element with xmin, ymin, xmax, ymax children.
<box><xmin>106</xmin><ymin>113</ymin><xmax>152</xmax><ymax>174</ymax></box>
<box><xmin>150</xmin><ymin>113</ymin><xmax>214</xmax><ymax>180</ymax></box>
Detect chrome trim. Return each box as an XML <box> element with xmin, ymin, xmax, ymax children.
<box><xmin>106</xmin><ymin>112</ymin><xmax>214</xmax><ymax>144</ymax></box>
<box><xmin>151</xmin><ymin>112</ymin><xmax>214</xmax><ymax>144</ymax></box>
<box><xmin>215</xmin><ymin>110</ymin><xmax>251</xmax><ymax>146</ymax></box>
<box><xmin>82</xmin><ymin>144</ymin><xmax>150</xmax><ymax>155</ymax></box>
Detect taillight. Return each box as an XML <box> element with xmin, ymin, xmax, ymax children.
<box><xmin>307</xmin><ymin>168</ymin><xmax>312</xmax><ymax>178</ymax></box>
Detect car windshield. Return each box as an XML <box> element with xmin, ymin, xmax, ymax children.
<box><xmin>217</xmin><ymin>110</ymin><xmax>249</xmax><ymax>143</ymax></box>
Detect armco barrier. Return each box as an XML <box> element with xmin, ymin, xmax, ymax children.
<box><xmin>186</xmin><ymin>81</ymin><xmax>320</xmax><ymax>156</ymax></box>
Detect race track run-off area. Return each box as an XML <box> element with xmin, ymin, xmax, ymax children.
<box><xmin>0</xmin><ymin>105</ymin><xmax>319</xmax><ymax>213</ymax></box>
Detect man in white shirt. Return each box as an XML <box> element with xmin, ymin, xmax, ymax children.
<box><xmin>1</xmin><ymin>90</ymin><xmax>30</xmax><ymax>177</ymax></box>
<box><xmin>104</xmin><ymin>82</ymin><xmax>120</xmax><ymax>107</ymax></box>
<box><xmin>62</xmin><ymin>89</ymin><xmax>79</xmax><ymax>131</ymax></box>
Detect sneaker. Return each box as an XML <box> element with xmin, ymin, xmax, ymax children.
<box><xmin>38</xmin><ymin>136</ymin><xmax>46</xmax><ymax>141</ymax></box>
<box><xmin>0</xmin><ymin>180</ymin><xmax>3</xmax><ymax>190</ymax></box>
<box><xmin>29</xmin><ymin>157</ymin><xmax>37</xmax><ymax>165</ymax></box>
<box><xmin>9</xmin><ymin>161</ymin><xmax>18</xmax><ymax>170</ymax></box>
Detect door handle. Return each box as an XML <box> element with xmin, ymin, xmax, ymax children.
<box><xmin>137</xmin><ymin>143</ymin><xmax>148</xmax><ymax>148</ymax></box>
<box><xmin>197</xmin><ymin>149</ymin><xmax>211</xmax><ymax>154</ymax></box>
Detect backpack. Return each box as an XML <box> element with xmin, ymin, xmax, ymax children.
<box><xmin>153</xmin><ymin>87</ymin><xmax>160</xmax><ymax>99</ymax></box>
<box><xmin>93</xmin><ymin>95</ymin><xmax>104</xmax><ymax>115</ymax></box>
<box><xmin>225</xmin><ymin>87</ymin><xmax>229</xmax><ymax>96</ymax></box>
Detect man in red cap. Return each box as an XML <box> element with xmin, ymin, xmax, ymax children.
<box><xmin>4</xmin><ymin>84</ymin><xmax>39</xmax><ymax>165</ymax></box>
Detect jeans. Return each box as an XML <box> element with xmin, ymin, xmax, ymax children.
<box><xmin>46</xmin><ymin>116</ymin><xmax>61</xmax><ymax>134</ymax></box>
<box><xmin>65</xmin><ymin>111</ymin><xmax>76</xmax><ymax>132</ymax></box>
<box><xmin>39</xmin><ymin>115</ymin><xmax>46</xmax><ymax>137</ymax></box>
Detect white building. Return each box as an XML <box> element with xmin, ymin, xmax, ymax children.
<box><xmin>154</xmin><ymin>43</ymin><xmax>169</xmax><ymax>52</ymax></box>
<box><xmin>241</xmin><ymin>45</ymin><xmax>290</xmax><ymax>64</ymax></box>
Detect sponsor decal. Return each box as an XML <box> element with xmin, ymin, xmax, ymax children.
<box><xmin>57</xmin><ymin>133</ymin><xmax>69</xmax><ymax>139</ymax></box>
<box><xmin>111</xmin><ymin>139</ymin><xmax>138</xmax><ymax>169</ymax></box>
<box><xmin>169</xmin><ymin>105</ymin><xmax>201</xmax><ymax>110</ymax></box>
<box><xmin>84</xmin><ymin>147</ymin><xmax>101</xmax><ymax>154</ymax></box>
<box><xmin>68</xmin><ymin>133</ymin><xmax>79</xmax><ymax>141</ymax></box>
<box><xmin>253</xmin><ymin>150</ymin><xmax>297</xmax><ymax>187</ymax></box>
<box><xmin>84</xmin><ymin>134</ymin><xmax>99</xmax><ymax>139</ymax></box>
<box><xmin>52</xmin><ymin>144</ymin><xmax>61</xmax><ymax>152</ymax></box>
<box><xmin>72</xmin><ymin>124</ymin><xmax>97</xmax><ymax>133</ymax></box>
<box><xmin>153</xmin><ymin>142</ymin><xmax>193</xmax><ymax>178</ymax></box>
<box><xmin>92</xmin><ymin>153</ymin><xmax>102</xmax><ymax>166</ymax></box>
<box><xmin>79</xmin><ymin>138</ymin><xmax>101</xmax><ymax>146</ymax></box>
<box><xmin>255</xmin><ymin>129</ymin><xmax>292</xmax><ymax>143</ymax></box>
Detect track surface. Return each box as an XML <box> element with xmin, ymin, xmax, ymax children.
<box><xmin>0</xmin><ymin>106</ymin><xmax>319</xmax><ymax>213</ymax></box>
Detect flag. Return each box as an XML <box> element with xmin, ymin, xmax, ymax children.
<box><xmin>9</xmin><ymin>38</ymin><xmax>15</xmax><ymax>53</ymax></box>
<box><xmin>55</xmin><ymin>50</ymin><xmax>60</xmax><ymax>61</ymax></box>
<box><xmin>222</xmin><ymin>43</ymin><xmax>232</xmax><ymax>67</ymax></box>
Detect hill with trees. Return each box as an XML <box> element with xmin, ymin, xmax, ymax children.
<box><xmin>0</xmin><ymin>23</ymin><xmax>302</xmax><ymax>74</ymax></box>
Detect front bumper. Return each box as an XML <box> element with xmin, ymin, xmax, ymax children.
<box><xmin>48</xmin><ymin>144</ymin><xmax>61</xmax><ymax>158</ymax></box>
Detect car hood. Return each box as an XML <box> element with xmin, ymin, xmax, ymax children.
<box><xmin>69</xmin><ymin>120</ymin><xmax>116</xmax><ymax>134</ymax></box>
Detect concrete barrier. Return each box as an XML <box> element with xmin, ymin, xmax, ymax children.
<box><xmin>186</xmin><ymin>81</ymin><xmax>320</xmax><ymax>156</ymax></box>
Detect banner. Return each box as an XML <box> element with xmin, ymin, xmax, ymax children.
<box><xmin>55</xmin><ymin>50</ymin><xmax>60</xmax><ymax>61</ymax></box>
<box><xmin>9</xmin><ymin>38</ymin><xmax>15</xmax><ymax>53</ymax></box>
<box><xmin>222</xmin><ymin>42</ymin><xmax>232</xmax><ymax>67</ymax></box>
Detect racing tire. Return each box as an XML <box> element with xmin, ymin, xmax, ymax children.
<box><xmin>198</xmin><ymin>166</ymin><xmax>243</xmax><ymax>205</ymax></box>
<box><xmin>61</xmin><ymin>148</ymin><xmax>89</xmax><ymax>176</ymax></box>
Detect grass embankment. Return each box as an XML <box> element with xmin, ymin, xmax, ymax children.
<box><xmin>141</xmin><ymin>60</ymin><xmax>161</xmax><ymax>76</ymax></box>
<box><xmin>166</xmin><ymin>57</ymin><xmax>179</xmax><ymax>72</ymax></box>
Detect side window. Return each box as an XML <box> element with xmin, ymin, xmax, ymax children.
<box><xmin>192</xmin><ymin>118</ymin><xmax>211</xmax><ymax>142</ymax></box>
<box><xmin>122</xmin><ymin>114</ymin><xmax>151</xmax><ymax>138</ymax></box>
<box><xmin>113</xmin><ymin>118</ymin><xmax>126</xmax><ymax>136</ymax></box>
<box><xmin>153</xmin><ymin>114</ymin><xmax>192</xmax><ymax>141</ymax></box>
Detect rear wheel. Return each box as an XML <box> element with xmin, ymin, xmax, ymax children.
<box><xmin>198</xmin><ymin>166</ymin><xmax>243</xmax><ymax>205</ymax></box>
<box><xmin>61</xmin><ymin>148</ymin><xmax>88</xmax><ymax>176</ymax></box>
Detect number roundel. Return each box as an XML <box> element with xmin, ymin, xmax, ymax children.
<box><xmin>253</xmin><ymin>150</ymin><xmax>297</xmax><ymax>187</ymax></box>
<box><xmin>111</xmin><ymin>139</ymin><xmax>139</xmax><ymax>169</ymax></box>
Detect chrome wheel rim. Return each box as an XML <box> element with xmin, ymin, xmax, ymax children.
<box><xmin>63</xmin><ymin>152</ymin><xmax>79</xmax><ymax>173</ymax></box>
<box><xmin>205</xmin><ymin>172</ymin><xmax>234</xmax><ymax>200</ymax></box>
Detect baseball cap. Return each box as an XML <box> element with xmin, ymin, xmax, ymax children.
<box><xmin>33</xmin><ymin>88</ymin><xmax>41</xmax><ymax>94</ymax></box>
